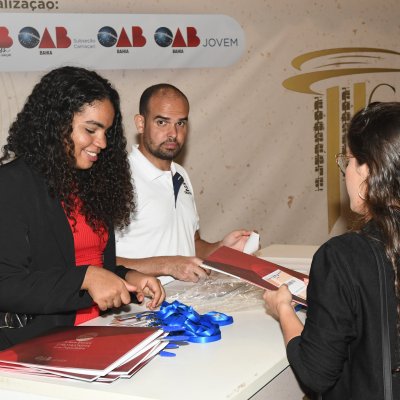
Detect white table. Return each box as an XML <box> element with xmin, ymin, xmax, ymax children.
<box><xmin>257</xmin><ymin>244</ymin><xmax>318</xmax><ymax>275</ymax></box>
<box><xmin>0</xmin><ymin>246</ymin><xmax>313</xmax><ymax>400</ymax></box>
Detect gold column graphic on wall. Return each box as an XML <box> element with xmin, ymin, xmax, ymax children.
<box><xmin>353</xmin><ymin>82</ymin><xmax>367</xmax><ymax>115</ymax></box>
<box><xmin>325</xmin><ymin>83</ymin><xmax>366</xmax><ymax>232</ymax></box>
<box><xmin>283</xmin><ymin>47</ymin><xmax>400</xmax><ymax>232</ymax></box>
<box><xmin>326</xmin><ymin>87</ymin><xmax>340</xmax><ymax>232</ymax></box>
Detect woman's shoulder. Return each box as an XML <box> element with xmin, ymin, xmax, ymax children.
<box><xmin>322</xmin><ymin>223</ymin><xmax>381</xmax><ymax>253</ymax></box>
<box><xmin>313</xmin><ymin>231</ymin><xmax>375</xmax><ymax>275</ymax></box>
<box><xmin>325</xmin><ymin>230</ymin><xmax>369</xmax><ymax>248</ymax></box>
<box><xmin>0</xmin><ymin>158</ymin><xmax>40</xmax><ymax>189</ymax></box>
<box><xmin>319</xmin><ymin>231</ymin><xmax>372</xmax><ymax>255</ymax></box>
<box><xmin>0</xmin><ymin>157</ymin><xmax>30</xmax><ymax>176</ymax></box>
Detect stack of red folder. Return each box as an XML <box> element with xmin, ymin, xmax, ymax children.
<box><xmin>0</xmin><ymin>326</ymin><xmax>166</xmax><ymax>382</ymax></box>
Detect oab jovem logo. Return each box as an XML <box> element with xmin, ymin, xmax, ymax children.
<box><xmin>283</xmin><ymin>47</ymin><xmax>400</xmax><ymax>232</ymax></box>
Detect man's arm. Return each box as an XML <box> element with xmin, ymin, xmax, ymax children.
<box><xmin>194</xmin><ymin>229</ymin><xmax>252</xmax><ymax>259</ymax></box>
<box><xmin>116</xmin><ymin>255</ymin><xmax>208</xmax><ymax>282</ymax></box>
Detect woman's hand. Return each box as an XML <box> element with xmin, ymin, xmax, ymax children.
<box><xmin>81</xmin><ymin>266</ymin><xmax>135</xmax><ymax>311</ymax></box>
<box><xmin>263</xmin><ymin>285</ymin><xmax>304</xmax><ymax>345</ymax></box>
<box><xmin>263</xmin><ymin>284</ymin><xmax>293</xmax><ymax>320</ymax></box>
<box><xmin>125</xmin><ymin>270</ymin><xmax>166</xmax><ymax>310</ymax></box>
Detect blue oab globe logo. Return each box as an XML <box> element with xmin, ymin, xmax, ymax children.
<box><xmin>154</xmin><ymin>27</ymin><xmax>173</xmax><ymax>47</ymax></box>
<box><xmin>18</xmin><ymin>27</ymin><xmax>40</xmax><ymax>48</ymax></box>
<box><xmin>97</xmin><ymin>26</ymin><xmax>118</xmax><ymax>47</ymax></box>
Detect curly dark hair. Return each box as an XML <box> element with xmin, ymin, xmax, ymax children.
<box><xmin>0</xmin><ymin>66</ymin><xmax>134</xmax><ymax>232</ymax></box>
<box><xmin>347</xmin><ymin>101</ymin><xmax>400</xmax><ymax>333</ymax></box>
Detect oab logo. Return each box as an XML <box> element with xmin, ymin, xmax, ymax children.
<box><xmin>154</xmin><ymin>27</ymin><xmax>200</xmax><ymax>48</ymax></box>
<box><xmin>0</xmin><ymin>27</ymin><xmax>13</xmax><ymax>48</ymax></box>
<box><xmin>18</xmin><ymin>26</ymin><xmax>71</xmax><ymax>49</ymax></box>
<box><xmin>97</xmin><ymin>26</ymin><xmax>146</xmax><ymax>48</ymax></box>
<box><xmin>35</xmin><ymin>355</ymin><xmax>52</xmax><ymax>362</ymax></box>
<box><xmin>76</xmin><ymin>332</ymin><xmax>98</xmax><ymax>342</ymax></box>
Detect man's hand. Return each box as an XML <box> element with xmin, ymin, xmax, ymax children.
<box><xmin>81</xmin><ymin>266</ymin><xmax>136</xmax><ymax>311</ymax></box>
<box><xmin>116</xmin><ymin>255</ymin><xmax>209</xmax><ymax>283</ymax></box>
<box><xmin>162</xmin><ymin>256</ymin><xmax>209</xmax><ymax>282</ymax></box>
<box><xmin>125</xmin><ymin>270</ymin><xmax>165</xmax><ymax>310</ymax></box>
<box><xmin>221</xmin><ymin>229</ymin><xmax>252</xmax><ymax>252</ymax></box>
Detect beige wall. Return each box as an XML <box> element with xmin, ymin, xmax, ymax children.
<box><xmin>1</xmin><ymin>1</ymin><xmax>399</xmax><ymax>249</ymax></box>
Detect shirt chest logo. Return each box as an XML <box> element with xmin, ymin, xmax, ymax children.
<box><xmin>182</xmin><ymin>182</ymin><xmax>192</xmax><ymax>195</ymax></box>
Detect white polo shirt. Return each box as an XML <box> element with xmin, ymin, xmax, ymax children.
<box><xmin>116</xmin><ymin>146</ymin><xmax>200</xmax><ymax>261</ymax></box>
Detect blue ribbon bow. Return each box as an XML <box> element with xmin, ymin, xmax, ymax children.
<box><xmin>156</xmin><ymin>300</ymin><xmax>233</xmax><ymax>344</ymax></box>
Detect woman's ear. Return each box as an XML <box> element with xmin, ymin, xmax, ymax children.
<box><xmin>358</xmin><ymin>162</ymin><xmax>369</xmax><ymax>180</ymax></box>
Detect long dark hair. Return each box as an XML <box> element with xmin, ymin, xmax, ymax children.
<box><xmin>0</xmin><ymin>66</ymin><xmax>134</xmax><ymax>232</ymax></box>
<box><xmin>347</xmin><ymin>101</ymin><xmax>400</xmax><ymax>331</ymax></box>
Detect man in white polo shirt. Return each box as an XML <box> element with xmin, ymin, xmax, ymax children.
<box><xmin>116</xmin><ymin>84</ymin><xmax>251</xmax><ymax>284</ymax></box>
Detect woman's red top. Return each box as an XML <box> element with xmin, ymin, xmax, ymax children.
<box><xmin>64</xmin><ymin>200</ymin><xmax>108</xmax><ymax>325</ymax></box>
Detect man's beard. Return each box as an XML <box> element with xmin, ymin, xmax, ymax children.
<box><xmin>145</xmin><ymin>139</ymin><xmax>183</xmax><ymax>160</ymax></box>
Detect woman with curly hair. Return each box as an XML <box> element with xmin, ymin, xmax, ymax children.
<box><xmin>264</xmin><ymin>102</ymin><xmax>400</xmax><ymax>399</ymax></box>
<box><xmin>0</xmin><ymin>66</ymin><xmax>165</xmax><ymax>350</ymax></box>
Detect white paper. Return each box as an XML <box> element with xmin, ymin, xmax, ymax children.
<box><xmin>243</xmin><ymin>232</ymin><xmax>260</xmax><ymax>254</ymax></box>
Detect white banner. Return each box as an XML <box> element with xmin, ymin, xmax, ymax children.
<box><xmin>0</xmin><ymin>13</ymin><xmax>245</xmax><ymax>71</ymax></box>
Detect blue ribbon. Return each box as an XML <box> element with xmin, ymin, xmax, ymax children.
<box><xmin>155</xmin><ymin>301</ymin><xmax>233</xmax><ymax>344</ymax></box>
<box><xmin>203</xmin><ymin>311</ymin><xmax>234</xmax><ymax>326</ymax></box>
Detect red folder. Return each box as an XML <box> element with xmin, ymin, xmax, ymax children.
<box><xmin>203</xmin><ymin>246</ymin><xmax>308</xmax><ymax>306</ymax></box>
<box><xmin>0</xmin><ymin>325</ymin><xmax>164</xmax><ymax>381</ymax></box>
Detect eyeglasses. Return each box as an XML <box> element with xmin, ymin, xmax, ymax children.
<box><xmin>335</xmin><ymin>153</ymin><xmax>354</xmax><ymax>176</ymax></box>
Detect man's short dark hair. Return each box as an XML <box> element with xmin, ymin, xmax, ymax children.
<box><xmin>139</xmin><ymin>83</ymin><xmax>189</xmax><ymax>116</ymax></box>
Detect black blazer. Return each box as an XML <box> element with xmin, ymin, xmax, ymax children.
<box><xmin>0</xmin><ymin>158</ymin><xmax>128</xmax><ymax>349</ymax></box>
<box><xmin>286</xmin><ymin>227</ymin><xmax>400</xmax><ymax>399</ymax></box>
